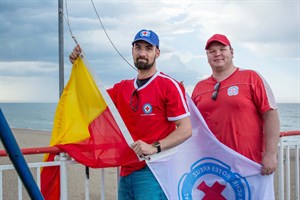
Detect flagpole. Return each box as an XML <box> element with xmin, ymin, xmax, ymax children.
<box><xmin>58</xmin><ymin>1</ymin><xmax>68</xmax><ymax>200</ymax></box>
<box><xmin>58</xmin><ymin>0</ymin><xmax>64</xmax><ymax>96</ymax></box>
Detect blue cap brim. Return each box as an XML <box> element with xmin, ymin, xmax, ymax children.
<box><xmin>132</xmin><ymin>38</ymin><xmax>159</xmax><ymax>48</ymax></box>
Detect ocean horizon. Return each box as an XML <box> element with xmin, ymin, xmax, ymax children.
<box><xmin>1</xmin><ymin>102</ymin><xmax>299</xmax><ymax>141</ymax></box>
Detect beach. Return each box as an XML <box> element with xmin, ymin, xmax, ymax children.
<box><xmin>1</xmin><ymin>128</ymin><xmax>298</xmax><ymax>200</ymax></box>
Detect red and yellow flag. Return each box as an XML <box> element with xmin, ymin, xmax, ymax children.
<box><xmin>41</xmin><ymin>57</ymin><xmax>139</xmax><ymax>199</ymax></box>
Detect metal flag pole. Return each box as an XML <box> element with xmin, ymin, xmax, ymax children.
<box><xmin>59</xmin><ymin>0</ymin><xmax>64</xmax><ymax>96</ymax></box>
<box><xmin>0</xmin><ymin>109</ymin><xmax>44</xmax><ymax>200</ymax></box>
<box><xmin>58</xmin><ymin>1</ymin><xmax>68</xmax><ymax>200</ymax></box>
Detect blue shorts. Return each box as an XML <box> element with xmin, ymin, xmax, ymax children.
<box><xmin>118</xmin><ymin>165</ymin><xmax>167</xmax><ymax>200</ymax></box>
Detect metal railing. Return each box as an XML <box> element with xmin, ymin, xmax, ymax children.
<box><xmin>277</xmin><ymin>131</ymin><xmax>300</xmax><ymax>200</ymax></box>
<box><xmin>0</xmin><ymin>148</ymin><xmax>115</xmax><ymax>200</ymax></box>
<box><xmin>0</xmin><ymin>154</ymin><xmax>68</xmax><ymax>200</ymax></box>
<box><xmin>1</xmin><ymin>131</ymin><xmax>300</xmax><ymax>200</ymax></box>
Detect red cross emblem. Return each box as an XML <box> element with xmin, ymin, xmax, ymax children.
<box><xmin>145</xmin><ymin>106</ymin><xmax>150</xmax><ymax>112</ymax></box>
<box><xmin>142</xmin><ymin>104</ymin><xmax>152</xmax><ymax>114</ymax></box>
<box><xmin>197</xmin><ymin>181</ymin><xmax>226</xmax><ymax>200</ymax></box>
<box><xmin>141</xmin><ymin>31</ymin><xmax>150</xmax><ymax>37</ymax></box>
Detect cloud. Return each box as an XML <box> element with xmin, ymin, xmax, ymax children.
<box><xmin>1</xmin><ymin>2</ymin><xmax>58</xmax><ymax>62</ymax></box>
<box><xmin>0</xmin><ymin>0</ymin><xmax>298</xmax><ymax>103</ymax></box>
<box><xmin>0</xmin><ymin>60</ymin><xmax>59</xmax><ymax>102</ymax></box>
<box><xmin>0</xmin><ymin>76</ymin><xmax>58</xmax><ymax>103</ymax></box>
<box><xmin>200</xmin><ymin>2</ymin><xmax>298</xmax><ymax>58</ymax></box>
<box><xmin>1</xmin><ymin>61</ymin><xmax>57</xmax><ymax>77</ymax></box>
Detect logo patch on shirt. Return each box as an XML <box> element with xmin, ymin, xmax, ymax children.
<box><xmin>227</xmin><ymin>86</ymin><xmax>239</xmax><ymax>96</ymax></box>
<box><xmin>143</xmin><ymin>103</ymin><xmax>153</xmax><ymax>114</ymax></box>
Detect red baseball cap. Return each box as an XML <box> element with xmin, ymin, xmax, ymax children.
<box><xmin>205</xmin><ymin>34</ymin><xmax>231</xmax><ymax>50</ymax></box>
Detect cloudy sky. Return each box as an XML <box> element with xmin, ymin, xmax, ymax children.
<box><xmin>0</xmin><ymin>0</ymin><xmax>299</xmax><ymax>103</ymax></box>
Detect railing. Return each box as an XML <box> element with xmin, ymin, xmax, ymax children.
<box><xmin>0</xmin><ymin>148</ymin><xmax>116</xmax><ymax>200</ymax></box>
<box><xmin>277</xmin><ymin>131</ymin><xmax>300</xmax><ymax>200</ymax></box>
<box><xmin>1</xmin><ymin>131</ymin><xmax>300</xmax><ymax>200</ymax></box>
<box><xmin>0</xmin><ymin>153</ymin><xmax>68</xmax><ymax>200</ymax></box>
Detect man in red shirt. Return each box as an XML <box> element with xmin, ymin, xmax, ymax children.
<box><xmin>192</xmin><ymin>34</ymin><xmax>280</xmax><ymax>176</ymax></box>
<box><xmin>70</xmin><ymin>29</ymin><xmax>192</xmax><ymax>200</ymax></box>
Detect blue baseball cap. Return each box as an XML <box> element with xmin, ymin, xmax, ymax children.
<box><xmin>132</xmin><ymin>29</ymin><xmax>159</xmax><ymax>49</ymax></box>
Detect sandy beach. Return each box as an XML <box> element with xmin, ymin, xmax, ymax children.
<box><xmin>1</xmin><ymin>128</ymin><xmax>299</xmax><ymax>200</ymax></box>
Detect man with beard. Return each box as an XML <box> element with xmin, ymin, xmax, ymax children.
<box><xmin>69</xmin><ymin>29</ymin><xmax>192</xmax><ymax>200</ymax></box>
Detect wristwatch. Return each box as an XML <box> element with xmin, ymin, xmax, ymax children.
<box><xmin>152</xmin><ymin>141</ymin><xmax>161</xmax><ymax>154</ymax></box>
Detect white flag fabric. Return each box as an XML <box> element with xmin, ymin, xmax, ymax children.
<box><xmin>147</xmin><ymin>95</ymin><xmax>274</xmax><ymax>200</ymax></box>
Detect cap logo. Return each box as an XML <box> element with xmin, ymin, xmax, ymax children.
<box><xmin>140</xmin><ymin>31</ymin><xmax>151</xmax><ymax>37</ymax></box>
<box><xmin>132</xmin><ymin>29</ymin><xmax>159</xmax><ymax>48</ymax></box>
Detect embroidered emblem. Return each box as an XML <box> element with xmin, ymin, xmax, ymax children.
<box><xmin>227</xmin><ymin>86</ymin><xmax>239</xmax><ymax>96</ymax></box>
<box><xmin>143</xmin><ymin>103</ymin><xmax>152</xmax><ymax>114</ymax></box>
<box><xmin>140</xmin><ymin>30</ymin><xmax>151</xmax><ymax>37</ymax></box>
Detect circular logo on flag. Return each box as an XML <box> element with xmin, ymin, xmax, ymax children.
<box><xmin>227</xmin><ymin>86</ymin><xmax>239</xmax><ymax>96</ymax></box>
<box><xmin>143</xmin><ymin>103</ymin><xmax>153</xmax><ymax>114</ymax></box>
<box><xmin>178</xmin><ymin>158</ymin><xmax>250</xmax><ymax>200</ymax></box>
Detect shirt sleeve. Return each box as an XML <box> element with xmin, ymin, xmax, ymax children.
<box><xmin>165</xmin><ymin>79</ymin><xmax>190</xmax><ymax>121</ymax></box>
<box><xmin>251</xmin><ymin>71</ymin><xmax>277</xmax><ymax>114</ymax></box>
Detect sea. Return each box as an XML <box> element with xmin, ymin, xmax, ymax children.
<box><xmin>0</xmin><ymin>103</ymin><xmax>300</xmax><ymax>142</ymax></box>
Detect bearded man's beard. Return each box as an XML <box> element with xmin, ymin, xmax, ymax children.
<box><xmin>134</xmin><ymin>58</ymin><xmax>156</xmax><ymax>70</ymax></box>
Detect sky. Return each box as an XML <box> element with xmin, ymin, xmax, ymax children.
<box><xmin>0</xmin><ymin>0</ymin><xmax>299</xmax><ymax>103</ymax></box>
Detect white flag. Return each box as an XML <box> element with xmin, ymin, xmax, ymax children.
<box><xmin>147</xmin><ymin>95</ymin><xmax>274</xmax><ymax>200</ymax></box>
